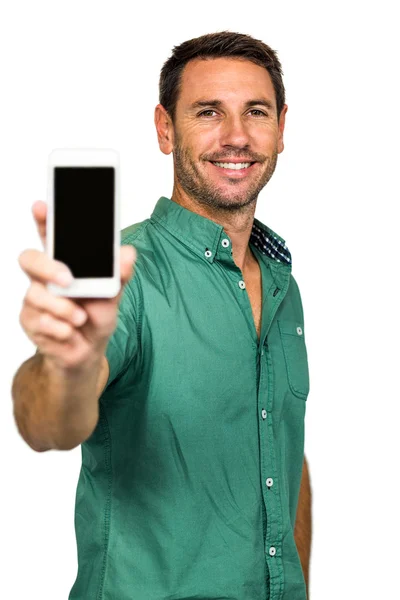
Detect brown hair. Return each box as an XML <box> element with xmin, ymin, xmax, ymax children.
<box><xmin>159</xmin><ymin>31</ymin><xmax>286</xmax><ymax>124</ymax></box>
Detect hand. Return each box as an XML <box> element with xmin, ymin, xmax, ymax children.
<box><xmin>18</xmin><ymin>200</ymin><xmax>137</xmax><ymax>370</ymax></box>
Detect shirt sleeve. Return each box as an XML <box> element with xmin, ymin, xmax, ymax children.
<box><xmin>104</xmin><ymin>277</ymin><xmax>141</xmax><ymax>389</ymax></box>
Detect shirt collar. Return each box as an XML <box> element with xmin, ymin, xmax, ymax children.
<box><xmin>150</xmin><ymin>196</ymin><xmax>292</xmax><ymax>266</ymax></box>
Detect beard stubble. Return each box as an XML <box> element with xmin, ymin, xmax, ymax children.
<box><xmin>172</xmin><ymin>136</ymin><xmax>278</xmax><ymax>214</ymax></box>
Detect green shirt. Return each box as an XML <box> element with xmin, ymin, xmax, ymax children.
<box><xmin>69</xmin><ymin>196</ymin><xmax>310</xmax><ymax>600</ymax></box>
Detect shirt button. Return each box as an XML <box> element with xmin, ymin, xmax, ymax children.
<box><xmin>205</xmin><ymin>249</ymin><xmax>212</xmax><ymax>258</ymax></box>
<box><xmin>269</xmin><ymin>547</ymin><xmax>276</xmax><ymax>557</ymax></box>
<box><xmin>238</xmin><ymin>280</ymin><xmax>246</xmax><ymax>289</ymax></box>
<box><xmin>261</xmin><ymin>409</ymin><xmax>267</xmax><ymax>419</ymax></box>
<box><xmin>297</xmin><ymin>326</ymin><xmax>303</xmax><ymax>335</ymax></box>
<box><xmin>221</xmin><ymin>238</ymin><xmax>230</xmax><ymax>248</ymax></box>
<box><xmin>266</xmin><ymin>478</ymin><xmax>273</xmax><ymax>487</ymax></box>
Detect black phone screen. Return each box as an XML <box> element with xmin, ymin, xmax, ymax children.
<box><xmin>54</xmin><ymin>167</ymin><xmax>115</xmax><ymax>278</ymax></box>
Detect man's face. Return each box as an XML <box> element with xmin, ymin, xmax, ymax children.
<box><xmin>169</xmin><ymin>57</ymin><xmax>287</xmax><ymax>212</ymax></box>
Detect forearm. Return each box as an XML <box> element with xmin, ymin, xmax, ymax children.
<box><xmin>11</xmin><ymin>352</ymin><xmax>101</xmax><ymax>452</ymax></box>
<box><xmin>294</xmin><ymin>455</ymin><xmax>312</xmax><ymax>598</ymax></box>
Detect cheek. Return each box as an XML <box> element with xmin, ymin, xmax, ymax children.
<box><xmin>249</xmin><ymin>119</ymin><xmax>278</xmax><ymax>137</ymax></box>
<box><xmin>184</xmin><ymin>122</ymin><xmax>220</xmax><ymax>147</ymax></box>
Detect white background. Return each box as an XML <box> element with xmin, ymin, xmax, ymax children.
<box><xmin>1</xmin><ymin>1</ymin><xmax>398</xmax><ymax>598</ymax></box>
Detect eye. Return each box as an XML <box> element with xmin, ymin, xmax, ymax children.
<box><xmin>198</xmin><ymin>110</ymin><xmax>217</xmax><ymax>117</ymax></box>
<box><xmin>249</xmin><ymin>109</ymin><xmax>268</xmax><ymax>117</ymax></box>
<box><xmin>198</xmin><ymin>109</ymin><xmax>268</xmax><ymax>118</ymax></box>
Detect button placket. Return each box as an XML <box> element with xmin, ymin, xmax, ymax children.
<box><xmin>256</xmin><ymin>268</ymin><xmax>291</xmax><ymax>596</ymax></box>
<box><xmin>258</xmin><ymin>332</ymin><xmax>283</xmax><ymax>594</ymax></box>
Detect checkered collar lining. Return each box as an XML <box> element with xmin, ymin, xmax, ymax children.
<box><xmin>250</xmin><ymin>221</ymin><xmax>292</xmax><ymax>265</ymax></box>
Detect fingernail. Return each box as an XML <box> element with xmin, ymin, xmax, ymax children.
<box><xmin>55</xmin><ymin>271</ymin><xmax>73</xmax><ymax>286</ymax></box>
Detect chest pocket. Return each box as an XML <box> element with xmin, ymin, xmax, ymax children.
<box><xmin>277</xmin><ymin>319</ymin><xmax>310</xmax><ymax>400</ymax></box>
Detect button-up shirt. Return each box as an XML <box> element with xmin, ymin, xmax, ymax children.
<box><xmin>68</xmin><ymin>195</ymin><xmax>310</xmax><ymax>600</ymax></box>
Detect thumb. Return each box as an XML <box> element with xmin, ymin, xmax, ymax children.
<box><xmin>112</xmin><ymin>245</ymin><xmax>137</xmax><ymax>304</ymax></box>
<box><xmin>120</xmin><ymin>245</ymin><xmax>137</xmax><ymax>285</ymax></box>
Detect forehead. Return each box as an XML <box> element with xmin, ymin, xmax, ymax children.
<box><xmin>177</xmin><ymin>57</ymin><xmax>276</xmax><ymax>110</ymax></box>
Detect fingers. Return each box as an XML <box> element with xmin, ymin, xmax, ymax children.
<box><xmin>24</xmin><ymin>281</ymin><xmax>87</xmax><ymax>327</ymax></box>
<box><xmin>25</xmin><ymin>310</ymin><xmax>75</xmax><ymax>343</ymax></box>
<box><xmin>20</xmin><ymin>279</ymin><xmax>88</xmax><ymax>349</ymax></box>
<box><xmin>17</xmin><ymin>213</ymin><xmax>139</xmax><ymax>370</ymax></box>
<box><xmin>20</xmin><ymin>303</ymin><xmax>80</xmax><ymax>352</ymax></box>
<box><xmin>18</xmin><ymin>249</ymin><xmax>73</xmax><ymax>287</ymax></box>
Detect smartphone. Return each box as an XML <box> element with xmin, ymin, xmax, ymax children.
<box><xmin>46</xmin><ymin>148</ymin><xmax>120</xmax><ymax>298</ymax></box>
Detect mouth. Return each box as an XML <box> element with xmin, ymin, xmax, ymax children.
<box><xmin>208</xmin><ymin>160</ymin><xmax>257</xmax><ymax>177</ymax></box>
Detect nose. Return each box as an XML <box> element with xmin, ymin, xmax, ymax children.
<box><xmin>219</xmin><ymin>114</ymin><xmax>251</xmax><ymax>149</ymax></box>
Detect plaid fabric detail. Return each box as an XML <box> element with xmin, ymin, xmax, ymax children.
<box><xmin>250</xmin><ymin>222</ymin><xmax>292</xmax><ymax>265</ymax></box>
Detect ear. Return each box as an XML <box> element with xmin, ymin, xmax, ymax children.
<box><xmin>277</xmin><ymin>104</ymin><xmax>288</xmax><ymax>154</ymax></box>
<box><xmin>154</xmin><ymin>104</ymin><xmax>174</xmax><ymax>156</ymax></box>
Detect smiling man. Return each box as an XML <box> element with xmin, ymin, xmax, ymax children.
<box><xmin>60</xmin><ymin>32</ymin><xmax>312</xmax><ymax>600</ymax></box>
<box><xmin>74</xmin><ymin>31</ymin><xmax>312</xmax><ymax>600</ymax></box>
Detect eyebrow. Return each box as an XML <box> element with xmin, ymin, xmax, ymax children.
<box><xmin>188</xmin><ymin>98</ymin><xmax>275</xmax><ymax>112</ymax></box>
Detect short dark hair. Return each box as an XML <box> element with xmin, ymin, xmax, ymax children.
<box><xmin>159</xmin><ymin>31</ymin><xmax>286</xmax><ymax>124</ymax></box>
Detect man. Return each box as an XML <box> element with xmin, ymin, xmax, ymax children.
<box><xmin>13</xmin><ymin>31</ymin><xmax>312</xmax><ymax>600</ymax></box>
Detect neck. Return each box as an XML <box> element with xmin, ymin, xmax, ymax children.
<box><xmin>171</xmin><ymin>185</ymin><xmax>258</xmax><ymax>273</ymax></box>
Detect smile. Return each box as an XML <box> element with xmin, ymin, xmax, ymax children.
<box><xmin>209</xmin><ymin>161</ymin><xmax>256</xmax><ymax>176</ymax></box>
<box><xmin>212</xmin><ymin>161</ymin><xmax>253</xmax><ymax>170</ymax></box>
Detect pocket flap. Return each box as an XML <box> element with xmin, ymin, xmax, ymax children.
<box><xmin>277</xmin><ymin>319</ymin><xmax>310</xmax><ymax>399</ymax></box>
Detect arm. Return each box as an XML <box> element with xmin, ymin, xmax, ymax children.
<box><xmin>11</xmin><ymin>351</ymin><xmax>109</xmax><ymax>452</ymax></box>
<box><xmin>294</xmin><ymin>454</ymin><xmax>312</xmax><ymax>598</ymax></box>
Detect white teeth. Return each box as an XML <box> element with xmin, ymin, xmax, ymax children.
<box><xmin>212</xmin><ymin>162</ymin><xmax>252</xmax><ymax>170</ymax></box>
